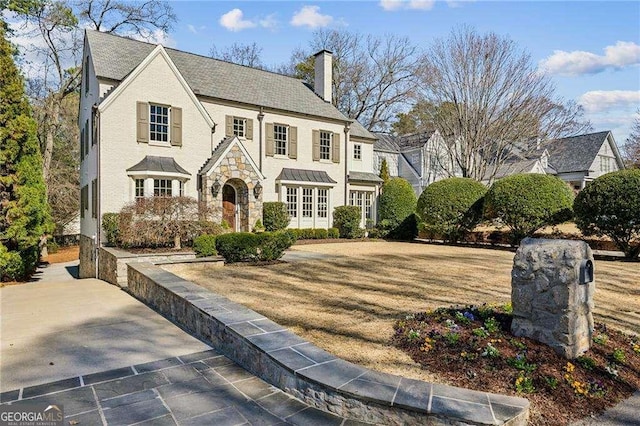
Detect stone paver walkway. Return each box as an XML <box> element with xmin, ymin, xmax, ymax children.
<box><xmin>1</xmin><ymin>349</ymin><xmax>353</xmax><ymax>425</ymax></box>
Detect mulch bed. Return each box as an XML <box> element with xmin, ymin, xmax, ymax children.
<box><xmin>392</xmin><ymin>305</ymin><xmax>640</xmax><ymax>426</ymax></box>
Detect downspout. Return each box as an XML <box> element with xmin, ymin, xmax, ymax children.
<box><xmin>258</xmin><ymin>107</ymin><xmax>264</xmax><ymax>172</ymax></box>
<box><xmin>344</xmin><ymin>122</ymin><xmax>350</xmax><ymax>206</ymax></box>
<box><xmin>94</xmin><ymin>104</ymin><xmax>101</xmax><ymax>279</ymax></box>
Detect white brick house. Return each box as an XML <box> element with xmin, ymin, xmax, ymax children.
<box><xmin>79</xmin><ymin>31</ymin><xmax>381</xmax><ymax>277</ymax></box>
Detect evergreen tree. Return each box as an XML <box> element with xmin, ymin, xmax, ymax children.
<box><xmin>379</xmin><ymin>158</ymin><xmax>390</xmax><ymax>182</ymax></box>
<box><xmin>0</xmin><ymin>26</ymin><xmax>52</xmax><ymax>280</ymax></box>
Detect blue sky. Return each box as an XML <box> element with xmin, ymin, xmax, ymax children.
<box><xmin>157</xmin><ymin>0</ymin><xmax>639</xmax><ymax>144</ymax></box>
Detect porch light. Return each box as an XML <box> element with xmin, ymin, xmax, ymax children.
<box><xmin>253</xmin><ymin>181</ymin><xmax>262</xmax><ymax>199</ymax></box>
<box><xmin>211</xmin><ymin>178</ymin><xmax>221</xmax><ymax>198</ymax></box>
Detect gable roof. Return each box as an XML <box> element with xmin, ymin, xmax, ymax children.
<box><xmin>395</xmin><ymin>130</ymin><xmax>437</xmax><ymax>150</ymax></box>
<box><xmin>374</xmin><ymin>133</ymin><xmax>400</xmax><ymax>153</ymax></box>
<box><xmin>85</xmin><ymin>30</ymin><xmax>375</xmax><ymax>140</ymax></box>
<box><xmin>546</xmin><ymin>131</ymin><xmax>612</xmax><ymax>173</ymax></box>
<box><xmin>199</xmin><ymin>136</ymin><xmax>265</xmax><ymax>180</ymax></box>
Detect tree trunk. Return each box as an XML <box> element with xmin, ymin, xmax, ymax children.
<box><xmin>42</xmin><ymin>95</ymin><xmax>61</xmax><ymax>192</ymax></box>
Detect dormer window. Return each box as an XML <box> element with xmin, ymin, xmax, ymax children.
<box><xmin>233</xmin><ymin>117</ymin><xmax>246</xmax><ymax>138</ymax></box>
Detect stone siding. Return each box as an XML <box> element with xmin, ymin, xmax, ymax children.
<box><xmin>79</xmin><ymin>234</ymin><xmax>96</xmax><ymax>278</ymax></box>
<box><xmin>511</xmin><ymin>238</ymin><xmax>595</xmax><ymax>359</ymax></box>
<box><xmin>127</xmin><ymin>261</ymin><xmax>529</xmax><ymax>426</ymax></box>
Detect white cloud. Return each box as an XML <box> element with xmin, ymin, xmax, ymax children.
<box><xmin>187</xmin><ymin>24</ymin><xmax>207</xmax><ymax>35</ymax></box>
<box><xmin>290</xmin><ymin>6</ymin><xmax>333</xmax><ymax>29</ymax></box>
<box><xmin>219</xmin><ymin>8</ymin><xmax>257</xmax><ymax>32</ymax></box>
<box><xmin>259</xmin><ymin>14</ymin><xmax>278</xmax><ymax>30</ymax></box>
<box><xmin>578</xmin><ymin>90</ymin><xmax>640</xmax><ymax>113</ymax></box>
<box><xmin>540</xmin><ymin>41</ymin><xmax>640</xmax><ymax>76</ymax></box>
<box><xmin>380</xmin><ymin>0</ymin><xmax>436</xmax><ymax>11</ymax></box>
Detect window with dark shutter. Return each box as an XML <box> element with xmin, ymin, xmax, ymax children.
<box><xmin>332</xmin><ymin>133</ymin><xmax>340</xmax><ymax>163</ymax></box>
<box><xmin>289</xmin><ymin>126</ymin><xmax>297</xmax><ymax>159</ymax></box>
<box><xmin>170</xmin><ymin>106</ymin><xmax>182</xmax><ymax>146</ymax></box>
<box><xmin>265</xmin><ymin>123</ymin><xmax>275</xmax><ymax>156</ymax></box>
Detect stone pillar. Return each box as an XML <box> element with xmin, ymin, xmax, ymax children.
<box><xmin>511</xmin><ymin>238</ymin><xmax>595</xmax><ymax>359</ymax></box>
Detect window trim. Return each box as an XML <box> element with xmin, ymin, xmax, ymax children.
<box><xmin>319</xmin><ymin>131</ymin><xmax>332</xmax><ymax>161</ymax></box>
<box><xmin>274</xmin><ymin>124</ymin><xmax>289</xmax><ymax>157</ymax></box>
<box><xmin>233</xmin><ymin>117</ymin><xmax>246</xmax><ymax>138</ymax></box>
<box><xmin>353</xmin><ymin>143</ymin><xmax>362</xmax><ymax>160</ymax></box>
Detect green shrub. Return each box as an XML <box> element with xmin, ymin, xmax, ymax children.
<box><xmin>387</xmin><ymin>213</ymin><xmax>419</xmax><ymax>240</ymax></box>
<box><xmin>314</xmin><ymin>228</ymin><xmax>328</xmax><ymax>239</ymax></box>
<box><xmin>484</xmin><ymin>174</ymin><xmax>574</xmax><ymax>245</ymax></box>
<box><xmin>253</xmin><ymin>219</ymin><xmax>265</xmax><ymax>232</ymax></box>
<box><xmin>379</xmin><ymin>178</ymin><xmax>417</xmax><ymax>228</ymax></box>
<box><xmin>328</xmin><ymin>228</ymin><xmax>339</xmax><ymax>239</ymax></box>
<box><xmin>215</xmin><ymin>231</ymin><xmax>296</xmax><ymax>263</ymax></box>
<box><xmin>47</xmin><ymin>238</ymin><xmax>59</xmax><ymax>254</ymax></box>
<box><xmin>574</xmin><ymin>169</ymin><xmax>640</xmax><ymax>258</ymax></box>
<box><xmin>293</xmin><ymin>228</ymin><xmax>316</xmax><ymax>240</ymax></box>
<box><xmin>333</xmin><ymin>206</ymin><xmax>364</xmax><ymax>239</ymax></box>
<box><xmin>102</xmin><ymin>213</ymin><xmax>120</xmax><ymax>246</ymax></box>
<box><xmin>263</xmin><ymin>202</ymin><xmax>290</xmax><ymax>231</ymax></box>
<box><xmin>0</xmin><ymin>243</ymin><xmax>23</xmax><ymax>281</ymax></box>
<box><xmin>417</xmin><ymin>178</ymin><xmax>487</xmax><ymax>242</ymax></box>
<box><xmin>193</xmin><ymin>234</ymin><xmax>217</xmax><ymax>257</ymax></box>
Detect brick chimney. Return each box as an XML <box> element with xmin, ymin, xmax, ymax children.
<box><xmin>313</xmin><ymin>50</ymin><xmax>332</xmax><ymax>103</ymax></box>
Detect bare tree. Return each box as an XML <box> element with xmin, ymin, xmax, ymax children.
<box><xmin>12</xmin><ymin>0</ymin><xmax>175</xmax><ymax>232</ymax></box>
<box><xmin>284</xmin><ymin>29</ymin><xmax>420</xmax><ymax>131</ymax></box>
<box><xmin>417</xmin><ymin>26</ymin><xmax>591</xmax><ymax>183</ymax></box>
<box><xmin>210</xmin><ymin>42</ymin><xmax>264</xmax><ymax>69</ymax></box>
<box><xmin>623</xmin><ymin>110</ymin><xmax>640</xmax><ymax>168</ymax></box>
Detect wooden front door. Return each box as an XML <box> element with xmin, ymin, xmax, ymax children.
<box><xmin>222</xmin><ymin>184</ymin><xmax>236</xmax><ymax>231</ymax></box>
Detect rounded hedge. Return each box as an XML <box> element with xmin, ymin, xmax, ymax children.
<box><xmin>484</xmin><ymin>174</ymin><xmax>574</xmax><ymax>244</ymax></box>
<box><xmin>574</xmin><ymin>169</ymin><xmax>640</xmax><ymax>259</ymax></box>
<box><xmin>333</xmin><ymin>205</ymin><xmax>364</xmax><ymax>239</ymax></box>
<box><xmin>417</xmin><ymin>178</ymin><xmax>487</xmax><ymax>242</ymax></box>
<box><xmin>379</xmin><ymin>177</ymin><xmax>417</xmax><ymax>227</ymax></box>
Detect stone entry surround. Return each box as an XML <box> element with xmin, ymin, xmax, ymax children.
<box><xmin>0</xmin><ymin>349</ymin><xmax>350</xmax><ymax>425</ymax></box>
<box><xmin>127</xmin><ymin>261</ymin><xmax>530</xmax><ymax>425</ymax></box>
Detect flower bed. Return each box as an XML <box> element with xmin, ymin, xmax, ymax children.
<box><xmin>392</xmin><ymin>305</ymin><xmax>640</xmax><ymax>426</ymax></box>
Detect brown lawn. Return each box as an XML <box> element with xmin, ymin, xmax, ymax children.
<box><xmin>165</xmin><ymin>241</ymin><xmax>640</xmax><ymax>386</ymax></box>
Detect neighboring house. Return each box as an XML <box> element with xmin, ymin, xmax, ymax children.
<box><xmin>373</xmin><ymin>130</ymin><xmax>458</xmax><ymax>195</ymax></box>
<box><xmin>78</xmin><ymin>30</ymin><xmax>381</xmax><ymax>277</ymax></box>
<box><xmin>374</xmin><ymin>130</ymin><xmax>624</xmax><ymax>194</ymax></box>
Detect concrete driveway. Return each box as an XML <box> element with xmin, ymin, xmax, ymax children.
<box><xmin>0</xmin><ymin>261</ymin><xmax>210</xmax><ymax>392</ymax></box>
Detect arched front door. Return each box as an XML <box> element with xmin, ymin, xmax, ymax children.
<box><xmin>222</xmin><ymin>184</ymin><xmax>236</xmax><ymax>231</ymax></box>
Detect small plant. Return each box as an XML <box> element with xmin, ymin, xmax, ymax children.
<box><xmin>484</xmin><ymin>317</ymin><xmax>500</xmax><ymax>334</ymax></box>
<box><xmin>263</xmin><ymin>202</ymin><xmax>290</xmax><ymax>231</ymax></box>
<box><xmin>515</xmin><ymin>373</ymin><xmax>535</xmax><ymax>394</ymax></box>
<box><xmin>508</xmin><ymin>353</ymin><xmax>537</xmax><ymax>373</ymax></box>
<box><xmin>445</xmin><ymin>318</ymin><xmax>459</xmax><ymax>330</ymax></box>
<box><xmin>632</xmin><ymin>341</ymin><xmax>640</xmax><ymax>354</ymax></box>
<box><xmin>588</xmin><ymin>379</ymin><xmax>606</xmax><ymax>398</ymax></box>
<box><xmin>455</xmin><ymin>311</ymin><xmax>472</xmax><ymax>325</ymax></box>
<box><xmin>444</xmin><ymin>332</ymin><xmax>460</xmax><ymax>345</ymax></box>
<box><xmin>577</xmin><ymin>356</ymin><xmax>597</xmax><ymax>371</ymax></box>
<box><xmin>510</xmin><ymin>338</ymin><xmax>527</xmax><ymax>350</ymax></box>
<box><xmin>544</xmin><ymin>376</ymin><xmax>559</xmax><ymax>390</ymax></box>
<box><xmin>612</xmin><ymin>348</ymin><xmax>626</xmax><ymax>363</ymax></box>
<box><xmin>605</xmin><ymin>363</ymin><xmax>619</xmax><ymax>378</ymax></box>
<box><xmin>473</xmin><ymin>327</ymin><xmax>489</xmax><ymax>338</ymax></box>
<box><xmin>253</xmin><ymin>219</ymin><xmax>265</xmax><ymax>232</ymax></box>
<box><xmin>502</xmin><ymin>303</ymin><xmax>513</xmax><ymax>314</ymax></box>
<box><xmin>420</xmin><ymin>337</ymin><xmax>435</xmax><ymax>352</ymax></box>
<box><xmin>460</xmin><ymin>351</ymin><xmax>478</xmax><ymax>361</ymax></box>
<box><xmin>482</xmin><ymin>343</ymin><xmax>500</xmax><ymax>358</ymax></box>
<box><xmin>593</xmin><ymin>334</ymin><xmax>608</xmax><ymax>345</ymax></box>
<box><xmin>407</xmin><ymin>329</ymin><xmax>421</xmax><ymax>341</ymax></box>
<box><xmin>569</xmin><ymin>379</ymin><xmax>590</xmax><ymax>397</ymax></box>
<box><xmin>333</xmin><ymin>205</ymin><xmax>365</xmax><ymax>239</ymax></box>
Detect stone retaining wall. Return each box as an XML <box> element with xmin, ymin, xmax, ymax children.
<box><xmin>127</xmin><ymin>261</ymin><xmax>530</xmax><ymax>426</ymax></box>
<box><xmin>98</xmin><ymin>247</ymin><xmax>196</xmax><ymax>287</ymax></box>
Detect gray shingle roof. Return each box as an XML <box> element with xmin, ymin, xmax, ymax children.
<box><xmin>276</xmin><ymin>168</ymin><xmax>337</xmax><ymax>184</ymax></box>
<box><xmin>396</xmin><ymin>131</ymin><xmax>436</xmax><ymax>150</ymax></box>
<box><xmin>373</xmin><ymin>133</ymin><xmax>400</xmax><ymax>153</ymax></box>
<box><xmin>348</xmin><ymin>172</ymin><xmax>383</xmax><ymax>183</ymax></box>
<box><xmin>547</xmin><ymin>131</ymin><xmax>611</xmax><ymax>173</ymax></box>
<box><xmin>126</xmin><ymin>156</ymin><xmax>190</xmax><ymax>175</ymax></box>
<box><xmin>86</xmin><ymin>30</ymin><xmax>375</xmax><ymax>140</ymax></box>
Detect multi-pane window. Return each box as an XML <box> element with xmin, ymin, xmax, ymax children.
<box><xmin>364</xmin><ymin>192</ymin><xmax>373</xmax><ymax>220</ymax></box>
<box><xmin>354</xmin><ymin>143</ymin><xmax>362</xmax><ymax>160</ymax></box>
<box><xmin>286</xmin><ymin>187</ymin><xmax>297</xmax><ymax>218</ymax></box>
<box><xmin>317</xmin><ymin>189</ymin><xmax>328</xmax><ymax>218</ymax></box>
<box><xmin>233</xmin><ymin>117</ymin><xmax>246</xmax><ymax>138</ymax></box>
<box><xmin>274</xmin><ymin>125</ymin><xmax>288</xmax><ymax>156</ymax></box>
<box><xmin>154</xmin><ymin>179</ymin><xmax>172</xmax><ymax>197</ymax></box>
<box><xmin>150</xmin><ymin>104</ymin><xmax>169</xmax><ymax>142</ymax></box>
<box><xmin>302</xmin><ymin>188</ymin><xmax>313</xmax><ymax>218</ymax></box>
<box><xmin>320</xmin><ymin>131</ymin><xmax>332</xmax><ymax>160</ymax></box>
<box><xmin>135</xmin><ymin>179</ymin><xmax>144</xmax><ymax>199</ymax></box>
<box><xmin>600</xmin><ymin>156</ymin><xmax>611</xmax><ymax>173</ymax></box>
